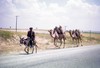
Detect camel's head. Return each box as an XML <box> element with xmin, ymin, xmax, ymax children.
<box><xmin>48</xmin><ymin>29</ymin><xmax>52</xmax><ymax>34</ymax></box>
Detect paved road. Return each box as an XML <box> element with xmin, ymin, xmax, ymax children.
<box><xmin>0</xmin><ymin>45</ymin><xmax>100</xmax><ymax>68</ymax></box>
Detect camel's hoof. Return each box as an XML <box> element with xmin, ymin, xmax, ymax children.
<box><xmin>35</xmin><ymin>52</ymin><xmax>37</xmax><ymax>53</ymax></box>
<box><xmin>55</xmin><ymin>46</ymin><xmax>58</xmax><ymax>48</ymax></box>
<box><xmin>76</xmin><ymin>45</ymin><xmax>78</xmax><ymax>47</ymax></box>
<box><xmin>58</xmin><ymin>47</ymin><xmax>60</xmax><ymax>49</ymax></box>
<box><xmin>31</xmin><ymin>52</ymin><xmax>33</xmax><ymax>54</ymax></box>
<box><xmin>81</xmin><ymin>45</ymin><xmax>83</xmax><ymax>46</ymax></box>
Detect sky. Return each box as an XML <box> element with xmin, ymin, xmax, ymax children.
<box><xmin>0</xmin><ymin>0</ymin><xmax>100</xmax><ymax>31</ymax></box>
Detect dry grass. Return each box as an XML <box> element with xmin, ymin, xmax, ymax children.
<box><xmin>0</xmin><ymin>30</ymin><xmax>100</xmax><ymax>55</ymax></box>
<box><xmin>82</xmin><ymin>33</ymin><xmax>100</xmax><ymax>45</ymax></box>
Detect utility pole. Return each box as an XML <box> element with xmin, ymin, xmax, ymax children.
<box><xmin>90</xmin><ymin>30</ymin><xmax>91</xmax><ymax>41</ymax></box>
<box><xmin>16</xmin><ymin>16</ymin><xmax>18</xmax><ymax>32</ymax></box>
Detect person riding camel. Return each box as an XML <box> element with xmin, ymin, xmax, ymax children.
<box><xmin>58</xmin><ymin>26</ymin><xmax>64</xmax><ymax>35</ymax></box>
<box><xmin>58</xmin><ymin>26</ymin><xmax>65</xmax><ymax>38</ymax></box>
<box><xmin>75</xmin><ymin>29</ymin><xmax>81</xmax><ymax>38</ymax></box>
<box><xmin>72</xmin><ymin>30</ymin><xmax>76</xmax><ymax>38</ymax></box>
<box><xmin>53</xmin><ymin>26</ymin><xmax>59</xmax><ymax>37</ymax></box>
<box><xmin>53</xmin><ymin>26</ymin><xmax>64</xmax><ymax>38</ymax></box>
<box><xmin>27</xmin><ymin>27</ymin><xmax>35</xmax><ymax>48</ymax></box>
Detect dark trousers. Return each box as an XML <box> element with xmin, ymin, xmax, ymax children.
<box><xmin>29</xmin><ymin>39</ymin><xmax>35</xmax><ymax>47</ymax></box>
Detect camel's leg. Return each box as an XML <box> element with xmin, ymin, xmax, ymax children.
<box><xmin>75</xmin><ymin>39</ymin><xmax>78</xmax><ymax>47</ymax></box>
<box><xmin>80</xmin><ymin>39</ymin><xmax>83</xmax><ymax>46</ymax></box>
<box><xmin>73</xmin><ymin>38</ymin><xmax>75</xmax><ymax>46</ymax></box>
<box><xmin>54</xmin><ymin>38</ymin><xmax>58</xmax><ymax>47</ymax></box>
<box><xmin>77</xmin><ymin>39</ymin><xmax>79</xmax><ymax>47</ymax></box>
<box><xmin>73</xmin><ymin>38</ymin><xmax>75</xmax><ymax>45</ymax></box>
<box><xmin>76</xmin><ymin>39</ymin><xmax>78</xmax><ymax>47</ymax></box>
<box><xmin>78</xmin><ymin>39</ymin><xmax>80</xmax><ymax>46</ymax></box>
<box><xmin>63</xmin><ymin>39</ymin><xmax>66</xmax><ymax>48</ymax></box>
<box><xmin>54</xmin><ymin>38</ymin><xmax>56</xmax><ymax>46</ymax></box>
<box><xmin>79</xmin><ymin>37</ymin><xmax>83</xmax><ymax>46</ymax></box>
<box><xmin>59</xmin><ymin>39</ymin><xmax>62</xmax><ymax>48</ymax></box>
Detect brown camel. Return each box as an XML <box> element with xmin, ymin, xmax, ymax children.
<box><xmin>68</xmin><ymin>30</ymin><xmax>83</xmax><ymax>47</ymax></box>
<box><xmin>48</xmin><ymin>30</ymin><xmax>66</xmax><ymax>48</ymax></box>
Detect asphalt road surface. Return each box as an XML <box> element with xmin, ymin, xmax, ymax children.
<box><xmin>0</xmin><ymin>45</ymin><xmax>100</xmax><ymax>68</ymax></box>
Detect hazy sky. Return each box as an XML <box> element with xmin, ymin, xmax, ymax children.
<box><xmin>0</xmin><ymin>0</ymin><xmax>100</xmax><ymax>31</ymax></box>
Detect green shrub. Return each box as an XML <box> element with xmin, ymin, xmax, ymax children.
<box><xmin>0</xmin><ymin>30</ymin><xmax>13</xmax><ymax>39</ymax></box>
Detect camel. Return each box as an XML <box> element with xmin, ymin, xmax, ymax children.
<box><xmin>68</xmin><ymin>30</ymin><xmax>83</xmax><ymax>47</ymax></box>
<box><xmin>48</xmin><ymin>30</ymin><xmax>66</xmax><ymax>48</ymax></box>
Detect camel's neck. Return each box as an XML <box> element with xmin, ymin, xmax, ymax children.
<box><xmin>49</xmin><ymin>30</ymin><xmax>54</xmax><ymax>38</ymax></box>
<box><xmin>69</xmin><ymin>31</ymin><xmax>72</xmax><ymax>38</ymax></box>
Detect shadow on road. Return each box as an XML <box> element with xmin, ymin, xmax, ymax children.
<box><xmin>18</xmin><ymin>53</ymin><xmax>30</xmax><ymax>55</ymax></box>
<box><xmin>46</xmin><ymin>47</ymin><xmax>60</xmax><ymax>50</ymax></box>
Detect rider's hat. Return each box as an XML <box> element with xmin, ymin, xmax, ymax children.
<box><xmin>29</xmin><ymin>27</ymin><xmax>33</xmax><ymax>30</ymax></box>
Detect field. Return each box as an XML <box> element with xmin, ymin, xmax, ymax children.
<box><xmin>0</xmin><ymin>29</ymin><xmax>100</xmax><ymax>55</ymax></box>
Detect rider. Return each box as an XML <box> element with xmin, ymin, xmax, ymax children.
<box><xmin>27</xmin><ymin>27</ymin><xmax>35</xmax><ymax>48</ymax></box>
<box><xmin>58</xmin><ymin>26</ymin><xmax>64</xmax><ymax>35</ymax></box>
<box><xmin>72</xmin><ymin>30</ymin><xmax>76</xmax><ymax>38</ymax></box>
<box><xmin>75</xmin><ymin>29</ymin><xmax>81</xmax><ymax>38</ymax></box>
<box><xmin>53</xmin><ymin>26</ymin><xmax>59</xmax><ymax>37</ymax></box>
<box><xmin>53</xmin><ymin>26</ymin><xmax>64</xmax><ymax>37</ymax></box>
